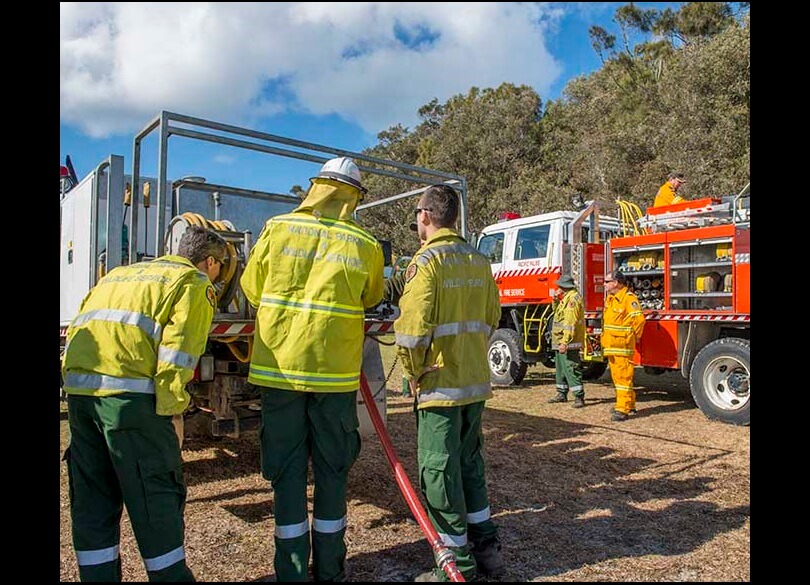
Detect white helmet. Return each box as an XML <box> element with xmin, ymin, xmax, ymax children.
<box><xmin>311</xmin><ymin>157</ymin><xmax>367</xmax><ymax>194</ymax></box>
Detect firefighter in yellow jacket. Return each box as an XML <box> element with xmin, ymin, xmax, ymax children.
<box><xmin>601</xmin><ymin>270</ymin><xmax>647</xmax><ymax>421</ymax></box>
<box><xmin>653</xmin><ymin>171</ymin><xmax>687</xmax><ymax>207</ymax></box>
<box><xmin>61</xmin><ymin>225</ymin><xmax>228</xmax><ymax>581</ymax></box>
<box><xmin>395</xmin><ymin>184</ymin><xmax>505</xmax><ymax>582</ymax></box>
<box><xmin>240</xmin><ymin>157</ymin><xmax>384</xmax><ymax>582</ymax></box>
<box><xmin>547</xmin><ymin>274</ymin><xmax>586</xmax><ymax>408</ymax></box>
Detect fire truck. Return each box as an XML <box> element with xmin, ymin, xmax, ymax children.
<box><xmin>476</xmin><ymin>186</ymin><xmax>750</xmax><ymax>426</ymax></box>
<box><xmin>59</xmin><ymin>110</ymin><xmax>469</xmax><ymax>438</ymax></box>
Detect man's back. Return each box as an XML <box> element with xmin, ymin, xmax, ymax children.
<box><xmin>63</xmin><ymin>256</ymin><xmax>211</xmax><ymax>386</ymax></box>
<box><xmin>240</xmin><ymin>210</ymin><xmax>384</xmax><ymax>391</ymax></box>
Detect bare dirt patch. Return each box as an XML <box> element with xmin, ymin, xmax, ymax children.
<box><xmin>59</xmin><ymin>357</ymin><xmax>749</xmax><ymax>582</ymax></box>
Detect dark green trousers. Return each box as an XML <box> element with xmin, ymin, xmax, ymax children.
<box><xmin>260</xmin><ymin>389</ymin><xmax>361</xmax><ymax>582</ymax></box>
<box><xmin>64</xmin><ymin>394</ymin><xmax>193</xmax><ymax>582</ymax></box>
<box><xmin>555</xmin><ymin>349</ymin><xmax>584</xmax><ymax>398</ymax></box>
<box><xmin>416</xmin><ymin>401</ymin><xmax>499</xmax><ymax>581</ymax></box>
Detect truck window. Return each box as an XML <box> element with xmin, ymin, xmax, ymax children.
<box><xmin>478</xmin><ymin>233</ymin><xmax>504</xmax><ymax>263</ymax></box>
<box><xmin>515</xmin><ymin>225</ymin><xmax>550</xmax><ymax>260</ymax></box>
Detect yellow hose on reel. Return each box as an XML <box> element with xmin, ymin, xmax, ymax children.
<box><xmin>616</xmin><ymin>199</ymin><xmax>649</xmax><ymax>236</ymax></box>
<box><xmin>225</xmin><ymin>337</ymin><xmax>253</xmax><ymax>363</ymax></box>
<box><xmin>178</xmin><ymin>213</ymin><xmax>239</xmax><ymax>306</ymax></box>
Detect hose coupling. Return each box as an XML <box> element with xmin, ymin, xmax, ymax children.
<box><xmin>435</xmin><ymin>547</ymin><xmax>458</xmax><ymax>569</ymax></box>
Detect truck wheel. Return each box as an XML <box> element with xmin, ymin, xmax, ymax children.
<box><xmin>689</xmin><ymin>337</ymin><xmax>750</xmax><ymax>426</ymax></box>
<box><xmin>488</xmin><ymin>328</ymin><xmax>527</xmax><ymax>386</ymax></box>
<box><xmin>582</xmin><ymin>361</ymin><xmax>608</xmax><ymax>380</ymax></box>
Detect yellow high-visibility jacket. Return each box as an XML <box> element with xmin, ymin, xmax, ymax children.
<box><xmin>240</xmin><ymin>211</ymin><xmax>384</xmax><ymax>393</ymax></box>
<box><xmin>62</xmin><ymin>256</ymin><xmax>216</xmax><ymax>415</ymax></box>
<box><xmin>552</xmin><ymin>289</ymin><xmax>584</xmax><ymax>348</ymax></box>
<box><xmin>394</xmin><ymin>228</ymin><xmax>501</xmax><ymax>409</ymax></box>
<box><xmin>602</xmin><ymin>286</ymin><xmax>646</xmax><ymax>357</ymax></box>
<box><xmin>653</xmin><ymin>182</ymin><xmax>684</xmax><ymax>207</ymax></box>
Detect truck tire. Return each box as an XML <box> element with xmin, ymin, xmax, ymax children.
<box><xmin>689</xmin><ymin>337</ymin><xmax>750</xmax><ymax>426</ymax></box>
<box><xmin>488</xmin><ymin>328</ymin><xmax>527</xmax><ymax>386</ymax></box>
<box><xmin>582</xmin><ymin>361</ymin><xmax>608</xmax><ymax>380</ymax></box>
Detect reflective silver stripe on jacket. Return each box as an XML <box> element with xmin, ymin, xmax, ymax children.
<box><xmin>466</xmin><ymin>506</ymin><xmax>491</xmax><ymax>524</ymax></box>
<box><xmin>603</xmin><ymin>324</ymin><xmax>632</xmax><ymax>332</ymax></box>
<box><xmin>64</xmin><ymin>373</ymin><xmax>155</xmax><ymax>394</ymax></box>
<box><xmin>313</xmin><ymin>516</ymin><xmax>347</xmax><ymax>534</ymax></box>
<box><xmin>158</xmin><ymin>346</ymin><xmax>198</xmax><ymax>370</ymax></box>
<box><xmin>143</xmin><ymin>545</ymin><xmax>186</xmax><ymax>572</ymax></box>
<box><xmin>249</xmin><ymin>365</ymin><xmax>360</xmax><ymax>387</ymax></box>
<box><xmin>275</xmin><ymin>518</ymin><xmax>310</xmax><ymax>539</ymax></box>
<box><xmin>395</xmin><ymin>332</ymin><xmax>432</xmax><ymax>348</ymax></box>
<box><xmin>72</xmin><ymin>308</ymin><xmax>162</xmax><ymax>340</ymax></box>
<box><xmin>75</xmin><ymin>545</ymin><xmax>120</xmax><ymax>566</ymax></box>
<box><xmin>434</xmin><ymin>320</ymin><xmax>492</xmax><ymax>338</ymax></box>
<box><xmin>396</xmin><ymin>320</ymin><xmax>491</xmax><ymax>349</ymax></box>
<box><xmin>438</xmin><ymin>531</ymin><xmax>468</xmax><ymax>547</ymax></box>
<box><xmin>417</xmin><ymin>382</ymin><xmax>491</xmax><ymax>404</ymax></box>
<box><xmin>260</xmin><ymin>295</ymin><xmax>365</xmax><ymax>317</ymax></box>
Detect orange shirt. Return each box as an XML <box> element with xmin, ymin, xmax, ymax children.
<box><xmin>653</xmin><ymin>181</ymin><xmax>684</xmax><ymax>207</ymax></box>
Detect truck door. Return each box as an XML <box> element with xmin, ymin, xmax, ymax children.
<box><xmin>478</xmin><ymin>231</ymin><xmax>506</xmax><ymax>276</ymax></box>
<box><xmin>512</xmin><ymin>223</ymin><xmax>553</xmax><ymax>301</ymax></box>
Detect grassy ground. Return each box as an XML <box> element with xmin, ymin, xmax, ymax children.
<box><xmin>59</xmin><ymin>344</ymin><xmax>749</xmax><ymax>582</ymax></box>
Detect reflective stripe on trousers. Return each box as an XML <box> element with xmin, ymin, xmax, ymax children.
<box><xmin>607</xmin><ymin>355</ymin><xmax>636</xmax><ymax>413</ymax></box>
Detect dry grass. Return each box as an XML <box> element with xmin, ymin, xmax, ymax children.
<box><xmin>60</xmin><ymin>346</ymin><xmax>749</xmax><ymax>582</ymax></box>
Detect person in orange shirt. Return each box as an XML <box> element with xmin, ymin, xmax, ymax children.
<box><xmin>601</xmin><ymin>270</ymin><xmax>646</xmax><ymax>421</ymax></box>
<box><xmin>653</xmin><ymin>172</ymin><xmax>687</xmax><ymax>207</ymax></box>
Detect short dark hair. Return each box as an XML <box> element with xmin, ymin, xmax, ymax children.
<box><xmin>177</xmin><ymin>225</ymin><xmax>228</xmax><ymax>265</ymax></box>
<box><xmin>667</xmin><ymin>172</ymin><xmax>686</xmax><ymax>182</ymax></box>
<box><xmin>420</xmin><ymin>184</ymin><xmax>459</xmax><ymax>228</ymax></box>
<box><xmin>609</xmin><ymin>269</ymin><xmax>628</xmax><ymax>286</ymax></box>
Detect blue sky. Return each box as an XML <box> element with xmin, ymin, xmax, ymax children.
<box><xmin>60</xmin><ymin>2</ymin><xmax>682</xmax><ymax>194</ymax></box>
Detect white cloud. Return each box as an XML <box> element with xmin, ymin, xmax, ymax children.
<box><xmin>60</xmin><ymin>2</ymin><xmax>565</xmax><ymax>138</ymax></box>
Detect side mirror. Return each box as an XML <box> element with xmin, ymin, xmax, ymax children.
<box><xmin>378</xmin><ymin>239</ymin><xmax>393</xmax><ymax>266</ymax></box>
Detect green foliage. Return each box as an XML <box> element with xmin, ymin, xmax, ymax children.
<box><xmin>355</xmin><ymin>2</ymin><xmax>749</xmax><ymax>253</ymax></box>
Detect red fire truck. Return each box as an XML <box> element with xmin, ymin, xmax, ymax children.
<box><xmin>476</xmin><ymin>185</ymin><xmax>750</xmax><ymax>425</ymax></box>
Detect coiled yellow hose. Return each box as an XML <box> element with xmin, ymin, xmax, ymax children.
<box><xmin>179</xmin><ymin>213</ymin><xmax>239</xmax><ymax>304</ymax></box>
<box><xmin>616</xmin><ymin>199</ymin><xmax>648</xmax><ymax>236</ymax></box>
<box><xmin>178</xmin><ymin>213</ymin><xmax>252</xmax><ymax>362</ymax></box>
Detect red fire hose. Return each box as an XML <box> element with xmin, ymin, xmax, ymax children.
<box><xmin>359</xmin><ymin>372</ymin><xmax>465</xmax><ymax>582</ymax></box>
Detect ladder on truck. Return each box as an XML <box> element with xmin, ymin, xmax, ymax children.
<box><xmin>638</xmin><ymin>183</ymin><xmax>750</xmax><ymax>232</ymax></box>
<box><xmin>638</xmin><ymin>200</ymin><xmax>731</xmax><ymax>231</ymax></box>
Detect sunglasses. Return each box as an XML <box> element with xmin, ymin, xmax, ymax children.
<box><xmin>414</xmin><ymin>207</ymin><xmax>433</xmax><ymax>217</ymax></box>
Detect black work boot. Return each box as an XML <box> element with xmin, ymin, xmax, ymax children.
<box><xmin>472</xmin><ymin>538</ymin><xmax>506</xmax><ymax>579</ymax></box>
<box><xmin>572</xmin><ymin>396</ymin><xmax>585</xmax><ymax>408</ymax></box>
<box><xmin>547</xmin><ymin>393</ymin><xmax>568</xmax><ymax>404</ymax></box>
<box><xmin>611</xmin><ymin>409</ymin><xmax>629</xmax><ymax>421</ymax></box>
